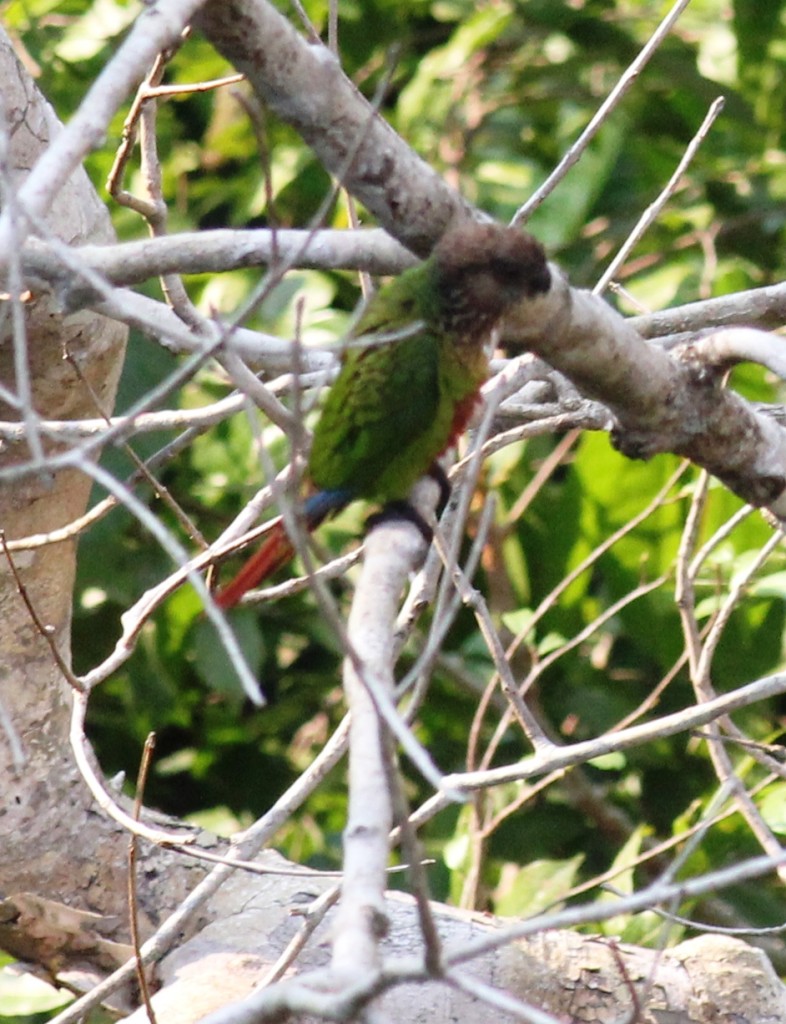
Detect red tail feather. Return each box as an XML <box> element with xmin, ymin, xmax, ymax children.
<box><xmin>215</xmin><ymin>490</ymin><xmax>350</xmax><ymax>609</ymax></box>
<box><xmin>215</xmin><ymin>520</ymin><xmax>295</xmax><ymax>608</ymax></box>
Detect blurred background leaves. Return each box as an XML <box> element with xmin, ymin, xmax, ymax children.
<box><xmin>4</xmin><ymin>3</ymin><xmax>786</xmax><ymax>1009</ymax></box>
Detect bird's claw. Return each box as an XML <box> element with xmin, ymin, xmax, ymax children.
<box><xmin>427</xmin><ymin>463</ymin><xmax>451</xmax><ymax>517</ymax></box>
<box><xmin>365</xmin><ymin>500</ymin><xmax>433</xmax><ymax>544</ymax></box>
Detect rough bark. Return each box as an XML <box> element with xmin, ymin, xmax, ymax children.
<box><xmin>0</xmin><ymin>27</ymin><xmax>202</xmax><ymax>999</ymax></box>
<box><xmin>118</xmin><ymin>863</ymin><xmax>786</xmax><ymax>1024</ymax></box>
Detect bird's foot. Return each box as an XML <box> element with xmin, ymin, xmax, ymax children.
<box><xmin>427</xmin><ymin>463</ymin><xmax>452</xmax><ymax>517</ymax></box>
<box><xmin>365</xmin><ymin>500</ymin><xmax>433</xmax><ymax>544</ymax></box>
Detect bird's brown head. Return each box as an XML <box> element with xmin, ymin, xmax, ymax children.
<box><xmin>431</xmin><ymin>222</ymin><xmax>550</xmax><ymax>331</ymax></box>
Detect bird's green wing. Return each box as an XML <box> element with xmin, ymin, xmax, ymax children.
<box><xmin>308</xmin><ymin>326</ymin><xmax>447</xmax><ymax>502</ymax></box>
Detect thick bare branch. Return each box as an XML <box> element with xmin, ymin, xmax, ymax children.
<box><xmin>193</xmin><ymin>0</ymin><xmax>477</xmax><ymax>256</ymax></box>
<box><xmin>22</xmin><ymin>228</ymin><xmax>415</xmax><ymax>288</ymax></box>
<box><xmin>505</xmin><ymin>272</ymin><xmax>786</xmax><ymax>516</ymax></box>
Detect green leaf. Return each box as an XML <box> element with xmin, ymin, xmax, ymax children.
<box><xmin>192</xmin><ymin>609</ymin><xmax>265</xmax><ymax>698</ymax></box>
<box><xmin>589</xmin><ymin>752</ymin><xmax>626</xmax><ymax>771</ymax></box>
<box><xmin>494</xmin><ymin>855</ymin><xmax>584</xmax><ymax>917</ymax></box>
<box><xmin>759</xmin><ymin>782</ymin><xmax>786</xmax><ymax>836</ymax></box>
<box><xmin>0</xmin><ymin>966</ymin><xmax>70</xmax><ymax>1015</ymax></box>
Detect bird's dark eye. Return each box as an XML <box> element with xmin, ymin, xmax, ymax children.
<box><xmin>491</xmin><ymin>261</ymin><xmax>525</xmax><ymax>285</ymax></box>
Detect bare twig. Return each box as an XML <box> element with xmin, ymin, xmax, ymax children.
<box><xmin>443</xmin><ymin>669</ymin><xmax>786</xmax><ymax>794</ymax></box>
<box><xmin>0</xmin><ymin>0</ymin><xmax>207</xmax><ymax>258</ymax></box>
<box><xmin>69</xmin><ymin>692</ymin><xmax>191</xmax><ymax>845</ymax></box>
<box><xmin>128</xmin><ymin>733</ymin><xmax>159</xmax><ymax>1024</ymax></box>
<box><xmin>0</xmin><ymin>531</ymin><xmax>84</xmax><ymax>692</ymax></box>
<box><xmin>594</xmin><ymin>96</ymin><xmax>725</xmax><ymax>296</ymax></box>
<box><xmin>48</xmin><ymin>716</ymin><xmax>352</xmax><ymax>1024</ymax></box>
<box><xmin>511</xmin><ymin>0</ymin><xmax>693</xmax><ymax>225</ymax></box>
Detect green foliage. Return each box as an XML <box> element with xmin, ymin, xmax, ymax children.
<box><xmin>0</xmin><ymin>955</ymin><xmax>70</xmax><ymax>1023</ymax></box>
<box><xmin>494</xmin><ymin>854</ymin><xmax>584</xmax><ymax>917</ymax></box>
<box><xmin>8</xmin><ymin>1</ymin><xmax>786</xmax><ymax>990</ymax></box>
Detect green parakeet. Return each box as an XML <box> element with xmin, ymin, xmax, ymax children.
<box><xmin>215</xmin><ymin>221</ymin><xmax>549</xmax><ymax>607</ymax></box>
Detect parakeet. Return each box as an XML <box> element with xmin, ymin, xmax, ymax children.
<box><xmin>215</xmin><ymin>221</ymin><xmax>549</xmax><ymax>608</ymax></box>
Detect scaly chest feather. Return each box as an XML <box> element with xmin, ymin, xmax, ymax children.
<box><xmin>308</xmin><ymin>329</ymin><xmax>489</xmax><ymax>503</ymax></box>
<box><xmin>438</xmin><ymin>334</ymin><xmax>490</xmax><ymax>446</ymax></box>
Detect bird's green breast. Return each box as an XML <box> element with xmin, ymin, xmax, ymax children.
<box><xmin>307</xmin><ymin>257</ymin><xmax>491</xmax><ymax>505</ymax></box>
<box><xmin>308</xmin><ymin>332</ymin><xmax>488</xmax><ymax>503</ymax></box>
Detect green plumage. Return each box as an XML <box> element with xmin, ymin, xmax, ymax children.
<box><xmin>216</xmin><ymin>221</ymin><xmax>549</xmax><ymax>606</ymax></box>
<box><xmin>309</xmin><ymin>268</ymin><xmax>485</xmax><ymax>502</ymax></box>
<box><xmin>309</xmin><ymin>222</ymin><xmax>549</xmax><ymax>502</ymax></box>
